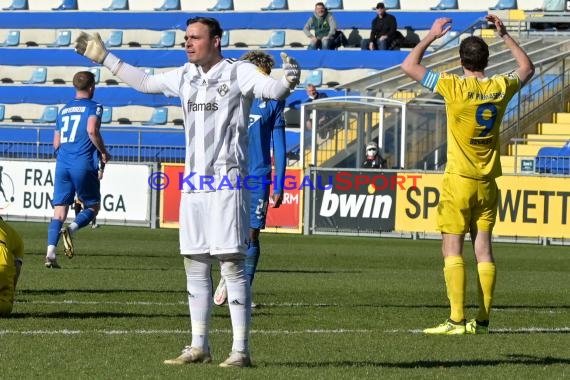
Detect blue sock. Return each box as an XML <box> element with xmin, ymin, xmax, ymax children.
<box><xmin>74</xmin><ymin>208</ymin><xmax>95</xmax><ymax>229</ymax></box>
<box><xmin>245</xmin><ymin>240</ymin><xmax>260</xmax><ymax>285</ymax></box>
<box><xmin>47</xmin><ymin>219</ymin><xmax>64</xmax><ymax>246</ymax></box>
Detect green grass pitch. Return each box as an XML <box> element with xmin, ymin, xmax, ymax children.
<box><xmin>1</xmin><ymin>222</ymin><xmax>568</xmax><ymax>379</ymax></box>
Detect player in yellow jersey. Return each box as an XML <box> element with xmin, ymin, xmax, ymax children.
<box><xmin>0</xmin><ymin>216</ymin><xmax>24</xmax><ymax>316</ymax></box>
<box><xmin>402</xmin><ymin>15</ymin><xmax>534</xmax><ymax>334</ymax></box>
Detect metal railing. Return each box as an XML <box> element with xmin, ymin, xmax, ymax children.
<box><xmin>0</xmin><ymin>125</ymin><xmax>186</xmax><ymax>163</ymax></box>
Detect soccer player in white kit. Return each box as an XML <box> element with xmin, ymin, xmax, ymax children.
<box><xmin>74</xmin><ymin>16</ymin><xmax>300</xmax><ymax>368</ymax></box>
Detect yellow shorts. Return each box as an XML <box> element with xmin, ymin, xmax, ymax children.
<box><xmin>437</xmin><ymin>173</ymin><xmax>498</xmax><ymax>234</ymax></box>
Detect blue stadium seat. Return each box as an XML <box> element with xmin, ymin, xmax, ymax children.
<box><xmin>303</xmin><ymin>70</ymin><xmax>323</xmax><ymax>87</ymax></box>
<box><xmin>260</xmin><ymin>31</ymin><xmax>286</xmax><ymax>48</ymax></box>
<box><xmin>0</xmin><ymin>31</ymin><xmax>20</xmax><ymax>47</ymax></box>
<box><xmin>535</xmin><ymin>142</ymin><xmax>570</xmax><ymax>174</ymax></box>
<box><xmin>2</xmin><ymin>0</ymin><xmax>28</xmax><ymax>10</ymax></box>
<box><xmin>489</xmin><ymin>0</ymin><xmax>517</xmax><ymax>9</ymax></box>
<box><xmin>0</xmin><ymin>105</ymin><xmax>4</xmax><ymax>122</ymax></box>
<box><xmin>101</xmin><ymin>106</ymin><xmax>113</xmax><ymax>124</ymax></box>
<box><xmin>103</xmin><ymin>0</ymin><xmax>129</xmax><ymax>11</ymax></box>
<box><xmin>430</xmin><ymin>0</ymin><xmax>458</xmax><ymax>10</ymax></box>
<box><xmin>261</xmin><ymin>0</ymin><xmax>288</xmax><ymax>10</ymax></box>
<box><xmin>52</xmin><ymin>0</ymin><xmax>77</xmax><ymax>10</ymax></box>
<box><xmin>47</xmin><ymin>30</ymin><xmax>72</xmax><ymax>47</ymax></box>
<box><xmin>22</xmin><ymin>67</ymin><xmax>47</xmax><ymax>84</ymax></box>
<box><xmin>33</xmin><ymin>106</ymin><xmax>59</xmax><ymax>124</ymax></box>
<box><xmin>220</xmin><ymin>30</ymin><xmax>229</xmax><ymax>47</ymax></box>
<box><xmin>207</xmin><ymin>0</ymin><xmax>233</xmax><ymax>11</ymax></box>
<box><xmin>142</xmin><ymin>108</ymin><xmax>168</xmax><ymax>125</ymax></box>
<box><xmin>89</xmin><ymin>67</ymin><xmax>101</xmax><ymax>84</ymax></box>
<box><xmin>154</xmin><ymin>0</ymin><xmax>180</xmax><ymax>11</ymax></box>
<box><xmin>105</xmin><ymin>31</ymin><xmax>123</xmax><ymax>48</ymax></box>
<box><xmin>150</xmin><ymin>31</ymin><xmax>176</xmax><ymax>48</ymax></box>
<box><xmin>544</xmin><ymin>0</ymin><xmax>565</xmax><ymax>11</ymax></box>
<box><xmin>325</xmin><ymin>0</ymin><xmax>343</xmax><ymax>10</ymax></box>
<box><xmin>383</xmin><ymin>0</ymin><xmax>401</xmax><ymax>9</ymax></box>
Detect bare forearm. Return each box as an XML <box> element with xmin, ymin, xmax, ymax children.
<box><xmin>502</xmin><ymin>33</ymin><xmax>534</xmax><ymax>85</ymax></box>
<box><xmin>89</xmin><ymin>133</ymin><xmax>107</xmax><ymax>156</ymax></box>
<box><xmin>401</xmin><ymin>34</ymin><xmax>436</xmax><ymax>81</ymax></box>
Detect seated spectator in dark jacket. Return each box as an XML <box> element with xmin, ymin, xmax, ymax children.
<box><xmin>362</xmin><ymin>141</ymin><xmax>387</xmax><ymax>168</ymax></box>
<box><xmin>304</xmin><ymin>84</ymin><xmax>332</xmax><ymax>140</ymax></box>
<box><xmin>303</xmin><ymin>2</ymin><xmax>338</xmax><ymax>50</ymax></box>
<box><xmin>361</xmin><ymin>2</ymin><xmax>398</xmax><ymax>50</ymax></box>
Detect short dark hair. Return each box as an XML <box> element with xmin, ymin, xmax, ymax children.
<box><xmin>186</xmin><ymin>16</ymin><xmax>223</xmax><ymax>38</ymax></box>
<box><xmin>72</xmin><ymin>71</ymin><xmax>95</xmax><ymax>91</ymax></box>
<box><xmin>315</xmin><ymin>2</ymin><xmax>326</xmax><ymax>9</ymax></box>
<box><xmin>459</xmin><ymin>36</ymin><xmax>489</xmax><ymax>72</ymax></box>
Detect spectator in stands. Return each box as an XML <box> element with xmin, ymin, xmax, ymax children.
<box><xmin>74</xmin><ymin>16</ymin><xmax>300</xmax><ymax>368</ymax></box>
<box><xmin>303</xmin><ymin>2</ymin><xmax>338</xmax><ymax>50</ymax></box>
<box><xmin>361</xmin><ymin>2</ymin><xmax>398</xmax><ymax>51</ymax></box>
<box><xmin>0</xmin><ymin>216</ymin><xmax>24</xmax><ymax>316</ymax></box>
<box><xmin>401</xmin><ymin>15</ymin><xmax>534</xmax><ymax>335</ymax></box>
<box><xmin>214</xmin><ymin>50</ymin><xmax>287</xmax><ymax>309</ymax></box>
<box><xmin>362</xmin><ymin>141</ymin><xmax>387</xmax><ymax>168</ymax></box>
<box><xmin>304</xmin><ymin>84</ymin><xmax>332</xmax><ymax>141</ymax></box>
<box><xmin>45</xmin><ymin>71</ymin><xmax>110</xmax><ymax>269</ymax></box>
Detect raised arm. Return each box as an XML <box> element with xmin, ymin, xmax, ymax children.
<box><xmin>401</xmin><ymin>18</ymin><xmax>452</xmax><ymax>82</ymax></box>
<box><xmin>271</xmin><ymin>102</ymin><xmax>287</xmax><ymax>207</ymax></box>
<box><xmin>486</xmin><ymin>14</ymin><xmax>535</xmax><ymax>86</ymax></box>
<box><xmin>74</xmin><ymin>32</ymin><xmax>171</xmax><ymax>94</ymax></box>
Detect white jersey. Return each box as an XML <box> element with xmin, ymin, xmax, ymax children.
<box><xmin>151</xmin><ymin>59</ymin><xmax>272</xmax><ymax>192</ymax></box>
<box><xmin>105</xmin><ymin>54</ymin><xmax>289</xmax><ymax>193</ymax></box>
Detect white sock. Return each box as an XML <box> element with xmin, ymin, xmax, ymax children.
<box><xmin>69</xmin><ymin>222</ymin><xmax>79</xmax><ymax>234</ymax></box>
<box><xmin>221</xmin><ymin>258</ymin><xmax>251</xmax><ymax>353</ymax></box>
<box><xmin>183</xmin><ymin>255</ymin><xmax>212</xmax><ymax>352</ymax></box>
<box><xmin>46</xmin><ymin>245</ymin><xmax>56</xmax><ymax>260</ymax></box>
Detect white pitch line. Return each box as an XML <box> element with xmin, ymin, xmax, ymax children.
<box><xmin>1</xmin><ymin>327</ymin><xmax>568</xmax><ymax>336</ymax></box>
<box><xmin>15</xmin><ymin>300</ymin><xmax>568</xmax><ymax>314</ymax></box>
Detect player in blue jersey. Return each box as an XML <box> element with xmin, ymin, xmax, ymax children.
<box><xmin>214</xmin><ymin>50</ymin><xmax>287</xmax><ymax>307</ymax></box>
<box><xmin>45</xmin><ymin>71</ymin><xmax>110</xmax><ymax>269</ymax></box>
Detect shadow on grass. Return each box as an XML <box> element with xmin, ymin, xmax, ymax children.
<box><xmin>260</xmin><ymin>269</ymin><xmax>360</xmax><ymax>274</ymax></box>
<box><xmin>26</xmin><ymin>252</ymin><xmax>171</xmax><ymax>259</ymax></box>
<box><xmin>273</xmin><ymin>354</ymin><xmax>570</xmax><ymax>368</ymax></box>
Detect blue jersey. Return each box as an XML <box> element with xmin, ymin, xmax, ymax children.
<box><xmin>248</xmin><ymin>98</ymin><xmax>286</xmax><ymax>194</ymax></box>
<box><xmin>56</xmin><ymin>98</ymin><xmax>103</xmax><ymax>171</ymax></box>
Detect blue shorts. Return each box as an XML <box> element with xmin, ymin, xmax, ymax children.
<box><xmin>249</xmin><ymin>178</ymin><xmax>271</xmax><ymax>230</ymax></box>
<box><xmin>52</xmin><ymin>166</ymin><xmax>100</xmax><ymax>208</ymax></box>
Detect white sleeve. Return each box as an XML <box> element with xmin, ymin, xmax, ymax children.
<box><xmin>103</xmin><ymin>53</ymin><xmax>184</xmax><ymax>97</ymax></box>
<box><xmin>237</xmin><ymin>62</ymin><xmax>291</xmax><ymax>101</ymax></box>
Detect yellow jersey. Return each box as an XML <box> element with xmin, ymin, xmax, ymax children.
<box><xmin>0</xmin><ymin>217</ymin><xmax>24</xmax><ymax>269</ymax></box>
<box><xmin>422</xmin><ymin>70</ymin><xmax>521</xmax><ymax>179</ymax></box>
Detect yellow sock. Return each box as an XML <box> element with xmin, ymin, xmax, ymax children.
<box><xmin>476</xmin><ymin>262</ymin><xmax>496</xmax><ymax>322</ymax></box>
<box><xmin>444</xmin><ymin>256</ymin><xmax>466</xmax><ymax>323</ymax></box>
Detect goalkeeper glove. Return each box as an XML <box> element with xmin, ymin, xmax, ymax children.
<box><xmin>75</xmin><ymin>32</ymin><xmax>108</xmax><ymax>64</ymax></box>
<box><xmin>280</xmin><ymin>52</ymin><xmax>300</xmax><ymax>89</ymax></box>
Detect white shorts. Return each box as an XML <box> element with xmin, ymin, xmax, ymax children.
<box><xmin>179</xmin><ymin>189</ymin><xmax>249</xmax><ymax>256</ymax></box>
